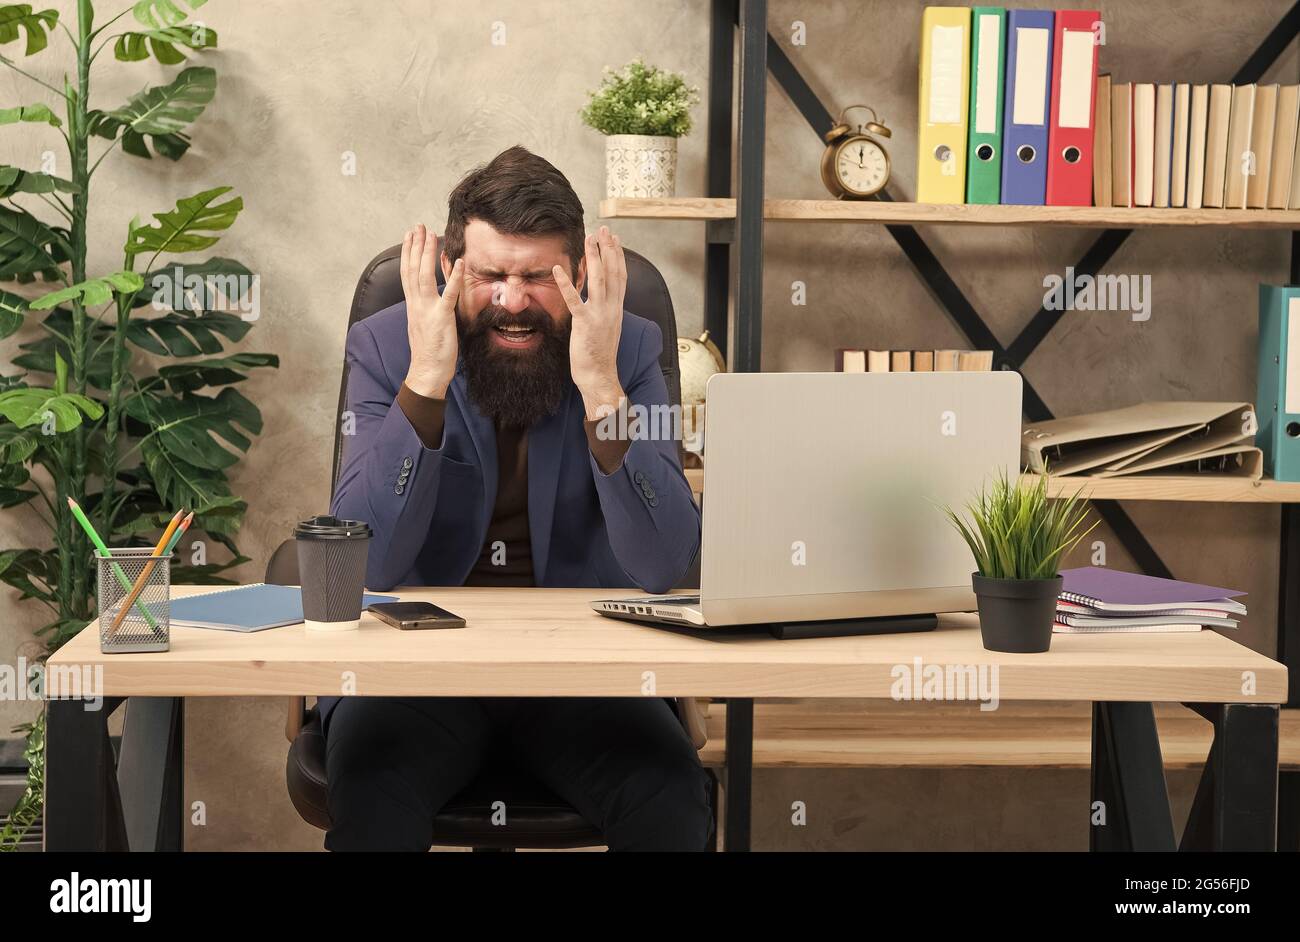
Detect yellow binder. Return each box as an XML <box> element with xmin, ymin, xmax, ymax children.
<box><xmin>918</xmin><ymin>6</ymin><xmax>971</xmax><ymax>203</ymax></box>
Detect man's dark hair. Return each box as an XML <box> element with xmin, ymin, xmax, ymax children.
<box><xmin>443</xmin><ymin>145</ymin><xmax>586</xmax><ymax>274</ymax></box>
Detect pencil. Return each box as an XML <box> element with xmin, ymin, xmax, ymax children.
<box><xmin>107</xmin><ymin>509</ymin><xmax>184</xmax><ymax>636</ymax></box>
<box><xmin>66</xmin><ymin>497</ymin><xmax>160</xmax><ymax>630</ymax></box>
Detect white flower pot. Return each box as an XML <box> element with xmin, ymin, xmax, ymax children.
<box><xmin>605</xmin><ymin>134</ymin><xmax>678</xmax><ymax>198</ymax></box>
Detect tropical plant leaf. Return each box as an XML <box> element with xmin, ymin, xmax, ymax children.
<box><xmin>28</xmin><ymin>270</ymin><xmax>144</xmax><ymax>310</ymax></box>
<box><xmin>114</xmin><ymin>22</ymin><xmax>216</xmax><ymax>64</ymax></box>
<box><xmin>126</xmin><ymin>308</ymin><xmax>250</xmax><ymax>357</ymax></box>
<box><xmin>133</xmin><ymin>0</ymin><xmax>207</xmax><ymax>29</ymax></box>
<box><xmin>0</xmin><ymin>103</ymin><xmax>61</xmax><ymax>127</ymax></box>
<box><xmin>126</xmin><ymin>386</ymin><xmax>261</xmax><ymax>471</ymax></box>
<box><xmin>0</xmin><ymin>204</ymin><xmax>69</xmax><ymax>281</ymax></box>
<box><xmin>0</xmin><ymin>458</ymin><xmax>34</xmax><ymax>507</ymax></box>
<box><xmin>135</xmin><ymin>256</ymin><xmax>254</xmax><ymax>313</ymax></box>
<box><xmin>0</xmin><ymin>165</ymin><xmax>77</xmax><ymax>198</ymax></box>
<box><xmin>125</xmin><ymin>185</ymin><xmax>240</xmax><ymax>260</ymax></box>
<box><xmin>0</xmin><ymin>424</ymin><xmax>36</xmax><ymax>464</ymax></box>
<box><xmin>105</xmin><ymin>65</ymin><xmax>215</xmax><ymax>138</ymax></box>
<box><xmin>0</xmin><ymin>4</ymin><xmax>58</xmax><ymax>56</ymax></box>
<box><xmin>155</xmin><ymin>352</ymin><xmax>278</xmax><ymax>392</ymax></box>
<box><xmin>0</xmin><ymin>547</ymin><xmax>57</xmax><ymax>603</ymax></box>
<box><xmin>0</xmin><ymin>288</ymin><xmax>26</xmax><ymax>338</ymax></box>
<box><xmin>86</xmin><ymin>109</ymin><xmax>191</xmax><ymax>161</ymax></box>
<box><xmin>0</xmin><ymin>387</ymin><xmax>103</xmax><ymax>431</ymax></box>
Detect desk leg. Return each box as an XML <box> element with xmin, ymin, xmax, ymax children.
<box><xmin>1090</xmin><ymin>702</ymin><xmax>1176</xmax><ymax>851</ymax></box>
<box><xmin>723</xmin><ymin>697</ymin><xmax>753</xmax><ymax>852</ymax></box>
<box><xmin>1183</xmin><ymin>703</ymin><xmax>1279</xmax><ymax>851</ymax></box>
<box><xmin>45</xmin><ymin>697</ymin><xmax>128</xmax><ymax>851</ymax></box>
<box><xmin>117</xmin><ymin>697</ymin><xmax>184</xmax><ymax>852</ymax></box>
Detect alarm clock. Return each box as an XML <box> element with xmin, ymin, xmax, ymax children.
<box><xmin>820</xmin><ymin>105</ymin><xmax>893</xmax><ymax>199</ymax></box>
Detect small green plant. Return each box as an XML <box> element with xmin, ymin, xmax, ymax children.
<box><xmin>942</xmin><ymin>470</ymin><xmax>1097</xmax><ymax>580</ymax></box>
<box><xmin>580</xmin><ymin>59</ymin><xmax>699</xmax><ymax>137</ymax></box>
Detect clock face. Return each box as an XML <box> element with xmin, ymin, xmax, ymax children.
<box><xmin>836</xmin><ymin>138</ymin><xmax>888</xmax><ymax>195</ymax></box>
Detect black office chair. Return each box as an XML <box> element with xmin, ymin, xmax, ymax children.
<box><xmin>271</xmin><ymin>236</ymin><xmax>710</xmax><ymax>850</ymax></box>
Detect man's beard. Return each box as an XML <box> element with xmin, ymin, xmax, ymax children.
<box><xmin>457</xmin><ymin>302</ymin><xmax>572</xmax><ymax>428</ymax></box>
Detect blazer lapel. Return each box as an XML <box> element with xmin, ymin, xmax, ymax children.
<box><xmin>527</xmin><ymin>384</ymin><xmax>577</xmax><ymax>585</ymax></box>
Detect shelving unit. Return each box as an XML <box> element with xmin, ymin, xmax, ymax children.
<box><xmin>603</xmin><ymin>197</ymin><xmax>1300</xmax><ymax>229</ymax></box>
<box><xmin>619</xmin><ymin>0</ymin><xmax>1300</xmax><ymax>852</ymax></box>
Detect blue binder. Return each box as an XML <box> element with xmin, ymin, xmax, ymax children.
<box><xmin>1000</xmin><ymin>9</ymin><xmax>1055</xmax><ymax>205</ymax></box>
<box><xmin>1257</xmin><ymin>285</ymin><xmax>1300</xmax><ymax>482</ymax></box>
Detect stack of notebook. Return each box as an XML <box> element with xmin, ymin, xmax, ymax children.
<box><xmin>1054</xmin><ymin>567</ymin><xmax>1246</xmax><ymax>634</ymax></box>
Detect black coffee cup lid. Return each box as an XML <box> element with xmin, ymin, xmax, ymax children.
<box><xmin>293</xmin><ymin>515</ymin><xmax>372</xmax><ymax>540</ymax></box>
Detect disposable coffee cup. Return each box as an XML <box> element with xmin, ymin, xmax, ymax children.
<box><xmin>294</xmin><ymin>515</ymin><xmax>373</xmax><ymax>631</ymax></box>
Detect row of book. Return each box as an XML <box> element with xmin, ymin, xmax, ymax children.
<box><xmin>919</xmin><ymin>7</ymin><xmax>1101</xmax><ymax>206</ymax></box>
<box><xmin>1099</xmin><ymin>81</ymin><xmax>1300</xmax><ymax>210</ymax></box>
<box><xmin>1054</xmin><ymin>567</ymin><xmax>1245</xmax><ymax>634</ymax></box>
<box><xmin>834</xmin><ymin>349</ymin><xmax>995</xmax><ymax>372</ymax></box>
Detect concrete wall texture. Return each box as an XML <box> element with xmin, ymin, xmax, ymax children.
<box><xmin>0</xmin><ymin>0</ymin><xmax>1293</xmax><ymax>850</ymax></box>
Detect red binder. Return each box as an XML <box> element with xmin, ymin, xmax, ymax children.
<box><xmin>1046</xmin><ymin>10</ymin><xmax>1101</xmax><ymax>205</ymax></box>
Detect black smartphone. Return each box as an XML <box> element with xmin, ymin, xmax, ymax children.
<box><xmin>367</xmin><ymin>601</ymin><xmax>466</xmax><ymax>630</ymax></box>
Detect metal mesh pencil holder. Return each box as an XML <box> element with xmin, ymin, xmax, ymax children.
<box><xmin>97</xmin><ymin>548</ymin><xmax>171</xmax><ymax>653</ymax></box>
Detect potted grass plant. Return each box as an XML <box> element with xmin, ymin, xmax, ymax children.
<box><xmin>942</xmin><ymin>470</ymin><xmax>1096</xmax><ymax>653</ymax></box>
<box><xmin>580</xmin><ymin>58</ymin><xmax>699</xmax><ymax>199</ymax></box>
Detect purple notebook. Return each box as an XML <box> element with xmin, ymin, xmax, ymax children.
<box><xmin>1060</xmin><ymin>567</ymin><xmax>1246</xmax><ymax>609</ymax></box>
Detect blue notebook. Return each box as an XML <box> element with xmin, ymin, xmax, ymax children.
<box><xmin>168</xmin><ymin>583</ymin><xmax>398</xmax><ymax>632</ymax></box>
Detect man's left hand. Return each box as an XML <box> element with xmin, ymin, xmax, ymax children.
<box><xmin>555</xmin><ymin>225</ymin><xmax>626</xmax><ymax>419</ymax></box>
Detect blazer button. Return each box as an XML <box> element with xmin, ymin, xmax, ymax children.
<box><xmin>397</xmin><ymin>470</ymin><xmax>410</xmax><ymax>483</ymax></box>
<box><xmin>633</xmin><ymin>471</ymin><xmax>645</xmax><ymax>484</ymax></box>
<box><xmin>394</xmin><ymin>483</ymin><xmax>405</xmax><ymax>495</ymax></box>
<box><xmin>648</xmin><ymin>497</ymin><xmax>658</xmax><ymax>507</ymax></box>
<box><xmin>402</xmin><ymin>457</ymin><xmax>413</xmax><ymax>469</ymax></box>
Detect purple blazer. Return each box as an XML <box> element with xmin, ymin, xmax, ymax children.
<box><xmin>319</xmin><ymin>300</ymin><xmax>701</xmax><ymax>730</ymax></box>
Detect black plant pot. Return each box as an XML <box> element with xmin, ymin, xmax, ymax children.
<box><xmin>971</xmin><ymin>573</ymin><xmax>1063</xmax><ymax>653</ymax></box>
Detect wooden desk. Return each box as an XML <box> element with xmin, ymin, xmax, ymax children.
<box><xmin>45</xmin><ymin>586</ymin><xmax>1288</xmax><ymax>851</ymax></box>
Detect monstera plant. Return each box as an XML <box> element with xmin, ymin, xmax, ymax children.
<box><xmin>0</xmin><ymin>1</ymin><xmax>276</xmax><ymax>849</ymax></box>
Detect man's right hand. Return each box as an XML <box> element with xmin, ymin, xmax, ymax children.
<box><xmin>401</xmin><ymin>223</ymin><xmax>463</xmax><ymax>399</ymax></box>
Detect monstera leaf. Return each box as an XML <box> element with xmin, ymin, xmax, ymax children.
<box><xmin>0</xmin><ymin>387</ymin><xmax>103</xmax><ymax>431</ymax></box>
<box><xmin>88</xmin><ymin>66</ymin><xmax>214</xmax><ymax>161</ymax></box>
<box><xmin>0</xmin><ymin>4</ymin><xmax>58</xmax><ymax>56</ymax></box>
<box><xmin>0</xmin><ymin>547</ymin><xmax>57</xmax><ymax>603</ymax></box>
<box><xmin>0</xmin><ymin>460</ymin><xmax>34</xmax><ymax>508</ymax></box>
<box><xmin>132</xmin><ymin>0</ymin><xmax>206</xmax><ymax>29</ymax></box>
<box><xmin>126</xmin><ymin>185</ymin><xmax>241</xmax><ymax>260</ymax></box>
<box><xmin>0</xmin><ymin>288</ymin><xmax>27</xmax><ymax>339</ymax></box>
<box><xmin>127</xmin><ymin>308</ymin><xmax>250</xmax><ymax>356</ymax></box>
<box><xmin>136</xmin><ymin>256</ymin><xmax>254</xmax><ymax>313</ymax></box>
<box><xmin>28</xmin><ymin>271</ymin><xmax>144</xmax><ymax>310</ymax></box>
<box><xmin>0</xmin><ymin>165</ymin><xmax>78</xmax><ymax>197</ymax></box>
<box><xmin>0</xmin><ymin>204</ymin><xmax>70</xmax><ymax>281</ymax></box>
<box><xmin>0</xmin><ymin>103</ymin><xmax>61</xmax><ymax>126</ymax></box>
<box><xmin>0</xmin><ymin>424</ymin><xmax>38</xmax><ymax>464</ymax></box>
<box><xmin>156</xmin><ymin>352</ymin><xmax>278</xmax><ymax>393</ymax></box>
<box><xmin>114</xmin><ymin>23</ymin><xmax>217</xmax><ymax>64</ymax></box>
<box><xmin>125</xmin><ymin>386</ymin><xmax>262</xmax><ymax>471</ymax></box>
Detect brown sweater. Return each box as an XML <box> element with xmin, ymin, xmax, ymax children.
<box><xmin>396</xmin><ymin>383</ymin><xmax>630</xmax><ymax>585</ymax></box>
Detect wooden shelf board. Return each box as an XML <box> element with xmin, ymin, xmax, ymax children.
<box><xmin>601</xmin><ymin>197</ymin><xmax>1300</xmax><ymax>229</ymax></box>
<box><xmin>687</xmin><ymin>467</ymin><xmax>1298</xmax><ymax>503</ymax></box>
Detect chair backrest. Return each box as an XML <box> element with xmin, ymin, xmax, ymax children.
<box><xmin>329</xmin><ymin>237</ymin><xmax>683</xmax><ymax>494</ymax></box>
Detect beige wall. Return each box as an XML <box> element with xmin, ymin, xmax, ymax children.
<box><xmin>1</xmin><ymin>0</ymin><xmax>1293</xmax><ymax>850</ymax></box>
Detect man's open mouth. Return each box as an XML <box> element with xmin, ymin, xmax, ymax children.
<box><xmin>493</xmin><ymin>325</ymin><xmax>540</xmax><ymax>346</ymax></box>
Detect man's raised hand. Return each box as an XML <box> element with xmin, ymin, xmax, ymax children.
<box><xmin>554</xmin><ymin>225</ymin><xmax>626</xmax><ymax>418</ymax></box>
<box><xmin>402</xmin><ymin>223</ymin><xmax>462</xmax><ymax>399</ymax></box>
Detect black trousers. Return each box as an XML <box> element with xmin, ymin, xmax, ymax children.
<box><xmin>323</xmin><ymin>696</ymin><xmax>713</xmax><ymax>851</ymax></box>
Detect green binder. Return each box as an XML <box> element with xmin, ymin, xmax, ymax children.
<box><xmin>966</xmin><ymin>7</ymin><xmax>1007</xmax><ymax>204</ymax></box>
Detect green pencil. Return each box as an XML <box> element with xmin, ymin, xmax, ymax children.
<box><xmin>66</xmin><ymin>497</ymin><xmax>161</xmax><ymax>630</ymax></box>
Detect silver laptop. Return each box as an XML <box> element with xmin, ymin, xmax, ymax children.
<box><xmin>592</xmin><ymin>371</ymin><xmax>1023</xmax><ymax>628</ymax></box>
